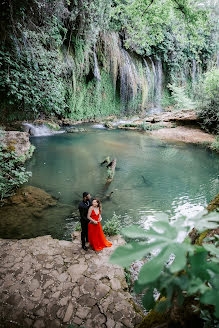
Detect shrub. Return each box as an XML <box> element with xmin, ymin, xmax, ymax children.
<box><xmin>110</xmin><ymin>211</ymin><xmax>219</xmax><ymax>326</ymax></box>
<box><xmin>168</xmin><ymin>83</ymin><xmax>196</xmax><ymax>110</ymax></box>
<box><xmin>141</xmin><ymin>122</ymin><xmax>166</xmax><ymax>131</ymax></box>
<box><xmin>197</xmin><ymin>69</ymin><xmax>219</xmax><ymax>134</ymax></box>
<box><xmin>74</xmin><ymin>221</ymin><xmax>81</xmax><ymax>231</ymax></box>
<box><xmin>0</xmin><ymin>144</ymin><xmax>32</xmax><ymax>200</ymax></box>
<box><xmin>102</xmin><ymin>212</ymin><xmax>121</xmax><ymax>236</ymax></box>
<box><xmin>210</xmin><ymin>137</ymin><xmax>219</xmax><ymax>152</ymax></box>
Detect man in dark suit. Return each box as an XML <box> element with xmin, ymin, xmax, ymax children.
<box><xmin>78</xmin><ymin>192</ymin><xmax>91</xmax><ymax>250</ymax></box>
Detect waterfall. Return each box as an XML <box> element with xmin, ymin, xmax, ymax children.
<box><xmin>154</xmin><ymin>59</ymin><xmax>162</xmax><ymax>110</ymax></box>
<box><xmin>143</xmin><ymin>57</ymin><xmax>163</xmax><ymax>113</ymax></box>
<box><xmin>143</xmin><ymin>58</ymin><xmax>152</xmax><ymax>91</ymax></box>
<box><xmin>22</xmin><ymin>123</ymin><xmax>64</xmax><ymax>137</ymax></box>
<box><xmin>120</xmin><ymin>48</ymin><xmax>142</xmax><ymax>111</ymax></box>
<box><xmin>93</xmin><ymin>51</ymin><xmax>101</xmax><ymax>81</ymax></box>
<box><xmin>149</xmin><ymin>57</ymin><xmax>157</xmax><ymax>105</ymax></box>
<box><xmin>101</xmin><ymin>32</ymin><xmax>163</xmax><ymax>113</ymax></box>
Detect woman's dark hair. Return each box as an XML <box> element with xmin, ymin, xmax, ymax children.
<box><xmin>92</xmin><ymin>198</ymin><xmax>102</xmax><ymax>213</ymax></box>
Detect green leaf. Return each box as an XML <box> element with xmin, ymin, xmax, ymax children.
<box><xmin>109</xmin><ymin>241</ymin><xmax>149</xmax><ymax>267</ymax></box>
<box><xmin>189</xmin><ymin>249</ymin><xmax>209</xmax><ymax>277</ymax></box>
<box><xmin>153</xmin><ymin>220</ymin><xmax>178</xmax><ymax>239</ymax></box>
<box><xmin>121</xmin><ymin>225</ymin><xmax>148</xmax><ymax>240</ymax></box>
<box><xmin>192</xmin><ymin>211</ymin><xmax>219</xmax><ymax>232</ymax></box>
<box><xmin>200</xmin><ymin>278</ymin><xmax>219</xmax><ymax>318</ymax></box>
<box><xmin>142</xmin><ymin>287</ymin><xmax>155</xmax><ymax>310</ymax></box>
<box><xmin>187</xmin><ymin>277</ymin><xmax>209</xmax><ymax>295</ymax></box>
<box><xmin>137</xmin><ymin>247</ymin><xmax>170</xmax><ymax>286</ymax></box>
<box><xmin>169</xmin><ymin>244</ymin><xmax>188</xmax><ymax>273</ymax></box>
<box><xmin>203</xmin><ymin>244</ymin><xmax>219</xmax><ymax>257</ymax></box>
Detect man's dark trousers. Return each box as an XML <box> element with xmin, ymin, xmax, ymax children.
<box><xmin>80</xmin><ymin>219</ymin><xmax>88</xmax><ymax>248</ymax></box>
<box><xmin>78</xmin><ymin>200</ymin><xmax>91</xmax><ymax>248</ymax></box>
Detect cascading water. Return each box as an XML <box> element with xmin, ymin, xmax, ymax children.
<box><xmin>143</xmin><ymin>58</ymin><xmax>152</xmax><ymax>92</ymax></box>
<box><xmin>93</xmin><ymin>50</ymin><xmax>101</xmax><ymax>81</ymax></box>
<box><xmin>100</xmin><ymin>32</ymin><xmax>163</xmax><ymax>114</ymax></box>
<box><xmin>119</xmin><ymin>48</ymin><xmax>144</xmax><ymax>111</ymax></box>
<box><xmin>143</xmin><ymin>57</ymin><xmax>163</xmax><ymax>114</ymax></box>
<box><xmin>22</xmin><ymin>123</ymin><xmax>64</xmax><ymax>137</ymax></box>
<box><xmin>154</xmin><ymin>59</ymin><xmax>163</xmax><ymax>111</ymax></box>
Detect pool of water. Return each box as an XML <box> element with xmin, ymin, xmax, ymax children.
<box><xmin>1</xmin><ymin>127</ymin><xmax>219</xmax><ymax>240</ymax></box>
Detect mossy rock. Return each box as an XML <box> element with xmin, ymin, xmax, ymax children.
<box><xmin>34</xmin><ymin>120</ymin><xmax>60</xmax><ymax>131</ymax></box>
<box><xmin>207</xmin><ymin>193</ymin><xmax>219</xmax><ymax>212</ymax></box>
<box><xmin>45</xmin><ymin>122</ymin><xmax>60</xmax><ymax>131</ymax></box>
<box><xmin>66</xmin><ymin>127</ymin><xmax>87</xmax><ymax>133</ymax></box>
<box><xmin>104</xmin><ymin>122</ymin><xmax>114</xmax><ymax>129</ymax></box>
<box><xmin>137</xmin><ymin>309</ymin><xmax>168</xmax><ymax>328</ymax></box>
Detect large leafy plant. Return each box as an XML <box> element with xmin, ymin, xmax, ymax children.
<box><xmin>0</xmin><ymin>143</ymin><xmax>32</xmax><ymax>200</ymax></box>
<box><xmin>110</xmin><ymin>211</ymin><xmax>219</xmax><ymax>321</ymax></box>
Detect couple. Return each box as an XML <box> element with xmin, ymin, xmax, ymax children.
<box><xmin>78</xmin><ymin>192</ymin><xmax>112</xmax><ymax>251</ymax></box>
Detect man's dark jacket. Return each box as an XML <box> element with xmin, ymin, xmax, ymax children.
<box><xmin>78</xmin><ymin>200</ymin><xmax>91</xmax><ymax>223</ymax></box>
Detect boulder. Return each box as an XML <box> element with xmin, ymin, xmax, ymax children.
<box><xmin>0</xmin><ymin>131</ymin><xmax>33</xmax><ymax>159</ymax></box>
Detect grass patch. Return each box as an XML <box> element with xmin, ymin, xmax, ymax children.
<box><xmin>141</xmin><ymin>122</ymin><xmax>166</xmax><ymax>131</ymax></box>
<box><xmin>74</xmin><ymin>221</ymin><xmax>81</xmax><ymax>231</ymax></box>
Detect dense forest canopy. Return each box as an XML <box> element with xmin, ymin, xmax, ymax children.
<box><xmin>0</xmin><ymin>0</ymin><xmax>218</xmax><ymax>123</ymax></box>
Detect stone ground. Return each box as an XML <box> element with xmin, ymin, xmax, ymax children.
<box><xmin>0</xmin><ymin>232</ymin><xmax>143</xmax><ymax>328</ymax></box>
<box><xmin>149</xmin><ymin>125</ymin><xmax>215</xmax><ymax>144</ymax></box>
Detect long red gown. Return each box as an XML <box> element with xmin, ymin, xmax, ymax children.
<box><xmin>88</xmin><ymin>209</ymin><xmax>112</xmax><ymax>251</ymax></box>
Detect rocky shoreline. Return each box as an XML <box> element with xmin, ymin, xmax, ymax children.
<box><xmin>1</xmin><ymin>110</ymin><xmax>216</xmax><ymax>149</ymax></box>
<box><xmin>116</xmin><ymin>110</ymin><xmax>215</xmax><ymax>146</ymax></box>
<box><xmin>0</xmin><ymin>232</ymin><xmax>143</xmax><ymax>328</ymax></box>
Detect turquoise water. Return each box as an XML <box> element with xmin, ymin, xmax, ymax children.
<box><xmin>1</xmin><ymin>127</ymin><xmax>219</xmax><ymax>240</ymax></box>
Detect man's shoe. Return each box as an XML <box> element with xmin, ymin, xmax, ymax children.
<box><xmin>82</xmin><ymin>246</ymin><xmax>88</xmax><ymax>251</ymax></box>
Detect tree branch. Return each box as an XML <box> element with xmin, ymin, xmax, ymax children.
<box><xmin>142</xmin><ymin>0</ymin><xmax>155</xmax><ymax>15</ymax></box>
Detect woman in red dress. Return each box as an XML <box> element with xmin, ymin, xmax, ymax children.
<box><xmin>87</xmin><ymin>198</ymin><xmax>112</xmax><ymax>251</ymax></box>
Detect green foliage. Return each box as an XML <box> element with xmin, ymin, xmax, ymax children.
<box><xmin>168</xmin><ymin>83</ymin><xmax>196</xmax><ymax>110</ymax></box>
<box><xmin>102</xmin><ymin>212</ymin><xmax>121</xmax><ymax>236</ymax></box>
<box><xmin>110</xmin><ymin>211</ymin><xmax>219</xmax><ymax>323</ymax></box>
<box><xmin>67</xmin><ymin>72</ymin><xmax>120</xmax><ymax>120</ymax></box>
<box><xmin>0</xmin><ymin>143</ymin><xmax>32</xmax><ymax>200</ymax></box>
<box><xmin>161</xmin><ymin>89</ymin><xmax>175</xmax><ymax>108</ymax></box>
<box><xmin>124</xmin><ymin>267</ymin><xmax>131</xmax><ymax>287</ymax></box>
<box><xmin>74</xmin><ymin>221</ymin><xmax>81</xmax><ymax>231</ymax></box>
<box><xmin>210</xmin><ymin>137</ymin><xmax>219</xmax><ymax>153</ymax></box>
<box><xmin>197</xmin><ymin>69</ymin><xmax>219</xmax><ymax>134</ymax></box>
<box><xmin>111</xmin><ymin>0</ymin><xmax>216</xmax><ymax>82</ymax></box>
<box><xmin>0</xmin><ymin>42</ymin><xmax>66</xmax><ymax>120</ymax></box>
<box><xmin>0</xmin><ymin>0</ymin><xmax>217</xmax><ymax>121</ymax></box>
<box><xmin>141</xmin><ymin>122</ymin><xmax>166</xmax><ymax>131</ymax></box>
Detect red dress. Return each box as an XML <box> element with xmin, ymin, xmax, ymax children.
<box><xmin>88</xmin><ymin>209</ymin><xmax>112</xmax><ymax>251</ymax></box>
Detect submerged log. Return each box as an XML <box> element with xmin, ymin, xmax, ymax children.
<box><xmin>104</xmin><ymin>158</ymin><xmax>117</xmax><ymax>191</ymax></box>
<box><xmin>102</xmin><ymin>191</ymin><xmax>114</xmax><ymax>202</ymax></box>
<box><xmin>107</xmin><ymin>158</ymin><xmax>117</xmax><ymax>180</ymax></box>
<box><xmin>100</xmin><ymin>156</ymin><xmax>110</xmax><ymax>166</ymax></box>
